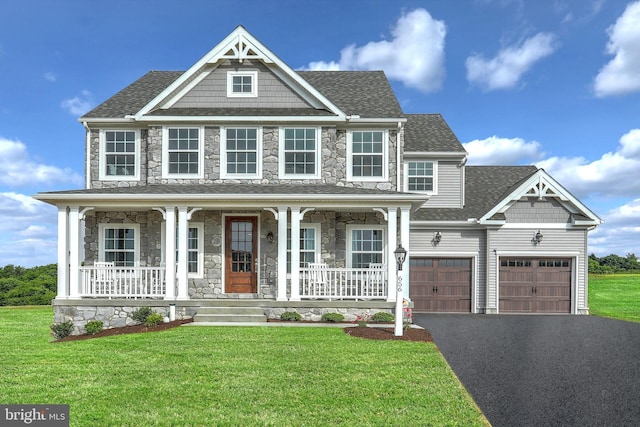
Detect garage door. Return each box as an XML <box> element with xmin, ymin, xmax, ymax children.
<box><xmin>499</xmin><ymin>258</ymin><xmax>571</xmax><ymax>313</ymax></box>
<box><xmin>410</xmin><ymin>258</ymin><xmax>472</xmax><ymax>312</ymax></box>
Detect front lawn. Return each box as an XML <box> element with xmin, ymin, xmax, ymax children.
<box><xmin>589</xmin><ymin>274</ymin><xmax>640</xmax><ymax>322</ymax></box>
<box><xmin>0</xmin><ymin>307</ymin><xmax>488</xmax><ymax>426</ymax></box>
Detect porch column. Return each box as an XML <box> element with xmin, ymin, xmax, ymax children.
<box><xmin>164</xmin><ymin>207</ymin><xmax>176</xmax><ymax>300</ymax></box>
<box><xmin>400</xmin><ymin>207</ymin><xmax>411</xmax><ymax>301</ymax></box>
<box><xmin>68</xmin><ymin>206</ymin><xmax>81</xmax><ymax>298</ymax></box>
<box><xmin>387</xmin><ymin>207</ymin><xmax>398</xmax><ymax>302</ymax></box>
<box><xmin>276</xmin><ymin>206</ymin><xmax>288</xmax><ymax>301</ymax></box>
<box><xmin>289</xmin><ymin>206</ymin><xmax>301</xmax><ymax>301</ymax></box>
<box><xmin>56</xmin><ymin>206</ymin><xmax>69</xmax><ymax>299</ymax></box>
<box><xmin>176</xmin><ymin>206</ymin><xmax>189</xmax><ymax>300</ymax></box>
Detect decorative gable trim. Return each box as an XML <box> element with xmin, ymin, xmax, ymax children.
<box><xmin>478</xmin><ymin>169</ymin><xmax>601</xmax><ymax>226</ymax></box>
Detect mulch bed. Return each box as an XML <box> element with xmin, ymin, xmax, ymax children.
<box><xmin>54</xmin><ymin>319</ymin><xmax>193</xmax><ymax>342</ymax></box>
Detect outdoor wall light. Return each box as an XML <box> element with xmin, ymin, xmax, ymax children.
<box><xmin>534</xmin><ymin>230</ymin><xmax>543</xmax><ymax>245</ymax></box>
<box><xmin>266</xmin><ymin>231</ymin><xmax>274</xmax><ymax>243</ymax></box>
<box><xmin>434</xmin><ymin>231</ymin><xmax>442</xmax><ymax>244</ymax></box>
<box><xmin>394</xmin><ymin>244</ymin><xmax>407</xmax><ymax>271</ymax></box>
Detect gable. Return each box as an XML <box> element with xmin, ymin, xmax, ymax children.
<box><xmin>503</xmin><ymin>198</ymin><xmax>571</xmax><ymax>224</ymax></box>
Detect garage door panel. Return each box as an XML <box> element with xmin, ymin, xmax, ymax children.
<box><xmin>410</xmin><ymin>258</ymin><xmax>472</xmax><ymax>313</ymax></box>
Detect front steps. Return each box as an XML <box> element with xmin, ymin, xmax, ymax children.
<box><xmin>193</xmin><ymin>306</ymin><xmax>267</xmax><ymax>323</ymax></box>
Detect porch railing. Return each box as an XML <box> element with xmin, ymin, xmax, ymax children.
<box><xmin>80</xmin><ymin>266</ymin><xmax>166</xmax><ymax>299</ymax></box>
<box><xmin>299</xmin><ymin>264</ymin><xmax>388</xmax><ymax>300</ymax></box>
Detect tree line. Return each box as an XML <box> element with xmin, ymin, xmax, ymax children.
<box><xmin>0</xmin><ymin>264</ymin><xmax>57</xmax><ymax>306</ymax></box>
<box><xmin>589</xmin><ymin>253</ymin><xmax>640</xmax><ymax>274</ymax></box>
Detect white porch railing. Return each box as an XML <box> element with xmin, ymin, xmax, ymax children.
<box><xmin>80</xmin><ymin>266</ymin><xmax>166</xmax><ymax>299</ymax></box>
<box><xmin>299</xmin><ymin>264</ymin><xmax>388</xmax><ymax>300</ymax></box>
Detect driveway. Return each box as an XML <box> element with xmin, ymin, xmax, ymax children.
<box><xmin>413</xmin><ymin>314</ymin><xmax>640</xmax><ymax>427</ymax></box>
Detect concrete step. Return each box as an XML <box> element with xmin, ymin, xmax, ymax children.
<box><xmin>193</xmin><ymin>306</ymin><xmax>267</xmax><ymax>323</ymax></box>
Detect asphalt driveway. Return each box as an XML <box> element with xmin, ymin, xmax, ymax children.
<box><xmin>413</xmin><ymin>314</ymin><xmax>640</xmax><ymax>427</ymax></box>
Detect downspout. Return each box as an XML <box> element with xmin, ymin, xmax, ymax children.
<box><xmin>82</xmin><ymin>122</ymin><xmax>91</xmax><ymax>189</ymax></box>
<box><xmin>459</xmin><ymin>155</ymin><xmax>468</xmax><ymax>208</ymax></box>
<box><xmin>397</xmin><ymin>121</ymin><xmax>403</xmax><ymax>191</ymax></box>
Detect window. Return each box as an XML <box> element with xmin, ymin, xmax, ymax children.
<box><xmin>175</xmin><ymin>224</ymin><xmax>204</xmax><ymax>277</ymax></box>
<box><xmin>406</xmin><ymin>161</ymin><xmax>437</xmax><ymax>193</ymax></box>
<box><xmin>221</xmin><ymin>127</ymin><xmax>262</xmax><ymax>178</ymax></box>
<box><xmin>287</xmin><ymin>225</ymin><xmax>320</xmax><ymax>273</ymax></box>
<box><xmin>100</xmin><ymin>130</ymin><xmax>139</xmax><ymax>180</ymax></box>
<box><xmin>280</xmin><ymin>127</ymin><xmax>320</xmax><ymax>178</ymax></box>
<box><xmin>227</xmin><ymin>71</ymin><xmax>258</xmax><ymax>97</ymax></box>
<box><xmin>348</xmin><ymin>130</ymin><xmax>387</xmax><ymax>180</ymax></box>
<box><xmin>162</xmin><ymin>127</ymin><xmax>203</xmax><ymax>178</ymax></box>
<box><xmin>99</xmin><ymin>224</ymin><xmax>139</xmax><ymax>267</ymax></box>
<box><xmin>347</xmin><ymin>227</ymin><xmax>385</xmax><ymax>268</ymax></box>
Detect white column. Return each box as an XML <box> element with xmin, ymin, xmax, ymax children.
<box><xmin>68</xmin><ymin>206</ymin><xmax>81</xmax><ymax>298</ymax></box>
<box><xmin>400</xmin><ymin>207</ymin><xmax>411</xmax><ymax>301</ymax></box>
<box><xmin>164</xmin><ymin>207</ymin><xmax>176</xmax><ymax>300</ymax></box>
<box><xmin>277</xmin><ymin>207</ymin><xmax>288</xmax><ymax>301</ymax></box>
<box><xmin>176</xmin><ymin>206</ymin><xmax>189</xmax><ymax>300</ymax></box>
<box><xmin>56</xmin><ymin>206</ymin><xmax>69</xmax><ymax>299</ymax></box>
<box><xmin>289</xmin><ymin>206</ymin><xmax>301</xmax><ymax>301</ymax></box>
<box><xmin>386</xmin><ymin>207</ymin><xmax>397</xmax><ymax>302</ymax></box>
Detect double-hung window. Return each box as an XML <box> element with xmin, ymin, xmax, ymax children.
<box><xmin>163</xmin><ymin>127</ymin><xmax>203</xmax><ymax>178</ymax></box>
<box><xmin>280</xmin><ymin>127</ymin><xmax>320</xmax><ymax>178</ymax></box>
<box><xmin>347</xmin><ymin>226</ymin><xmax>385</xmax><ymax>268</ymax></box>
<box><xmin>175</xmin><ymin>224</ymin><xmax>204</xmax><ymax>277</ymax></box>
<box><xmin>227</xmin><ymin>71</ymin><xmax>258</xmax><ymax>97</ymax></box>
<box><xmin>221</xmin><ymin>127</ymin><xmax>261</xmax><ymax>178</ymax></box>
<box><xmin>100</xmin><ymin>224</ymin><xmax>139</xmax><ymax>267</ymax></box>
<box><xmin>405</xmin><ymin>161</ymin><xmax>437</xmax><ymax>193</ymax></box>
<box><xmin>287</xmin><ymin>225</ymin><xmax>320</xmax><ymax>273</ymax></box>
<box><xmin>100</xmin><ymin>130</ymin><xmax>139</xmax><ymax>180</ymax></box>
<box><xmin>347</xmin><ymin>130</ymin><xmax>387</xmax><ymax>181</ymax></box>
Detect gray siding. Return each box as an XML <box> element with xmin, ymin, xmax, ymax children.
<box><xmin>504</xmin><ymin>199</ymin><xmax>571</xmax><ymax>223</ymax></box>
<box><xmin>420</xmin><ymin>161</ymin><xmax>462</xmax><ymax>208</ymax></box>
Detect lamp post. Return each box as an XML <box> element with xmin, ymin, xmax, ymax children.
<box><xmin>394</xmin><ymin>244</ymin><xmax>407</xmax><ymax>336</ymax></box>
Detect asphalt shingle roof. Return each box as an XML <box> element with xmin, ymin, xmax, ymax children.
<box><xmin>403</xmin><ymin>114</ymin><xmax>466</xmax><ymax>153</ymax></box>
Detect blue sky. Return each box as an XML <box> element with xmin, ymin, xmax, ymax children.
<box><xmin>1</xmin><ymin>0</ymin><xmax>639</xmax><ymax>266</ymax></box>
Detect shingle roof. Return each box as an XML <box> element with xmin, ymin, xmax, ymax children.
<box><xmin>403</xmin><ymin>114</ymin><xmax>466</xmax><ymax>153</ymax></box>
<box><xmin>412</xmin><ymin>166</ymin><xmax>538</xmax><ymax>221</ymax></box>
<box><xmin>146</xmin><ymin>107</ymin><xmax>335</xmax><ymax>117</ymax></box>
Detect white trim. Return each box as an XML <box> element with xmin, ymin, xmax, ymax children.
<box><xmin>278</xmin><ymin>126</ymin><xmax>321</xmax><ymax>179</ymax></box>
<box><xmin>404</xmin><ymin>160</ymin><xmax>438</xmax><ymax>195</ymax></box>
<box><xmin>500</xmin><ymin>223</ymin><xmax>578</xmax><ymax>229</ymax></box>
<box><xmin>161</xmin><ymin>70</ymin><xmax>212</xmax><ymax>109</ymax></box>
<box><xmin>220</xmin><ymin>126</ymin><xmax>263</xmax><ymax>179</ymax></box>
<box><xmin>346</xmin><ymin>129</ymin><xmax>389</xmax><ymax>182</ymax></box>
<box><xmin>98</xmin><ymin>129</ymin><xmax>141</xmax><ymax>181</ymax></box>
<box><xmin>162</xmin><ymin>126</ymin><xmax>205</xmax><ymax>179</ymax></box>
<box><xmin>227</xmin><ymin>70</ymin><xmax>258</xmax><ymax>97</ymax></box>
<box><xmin>346</xmin><ymin>224</ymin><xmax>386</xmax><ymax>268</ymax></box>
<box><xmin>98</xmin><ymin>223</ymin><xmax>140</xmax><ymax>265</ymax></box>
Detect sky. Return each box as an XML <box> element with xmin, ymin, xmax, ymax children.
<box><xmin>1</xmin><ymin>0</ymin><xmax>639</xmax><ymax>267</ymax></box>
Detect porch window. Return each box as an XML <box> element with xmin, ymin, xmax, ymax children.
<box><xmin>280</xmin><ymin>128</ymin><xmax>320</xmax><ymax>178</ymax></box>
<box><xmin>99</xmin><ymin>130</ymin><xmax>139</xmax><ymax>180</ymax></box>
<box><xmin>347</xmin><ymin>130</ymin><xmax>388</xmax><ymax>181</ymax></box>
<box><xmin>287</xmin><ymin>225</ymin><xmax>320</xmax><ymax>273</ymax></box>
<box><xmin>221</xmin><ymin>127</ymin><xmax>262</xmax><ymax>178</ymax></box>
<box><xmin>227</xmin><ymin>71</ymin><xmax>258</xmax><ymax>97</ymax></box>
<box><xmin>99</xmin><ymin>224</ymin><xmax>139</xmax><ymax>267</ymax></box>
<box><xmin>347</xmin><ymin>226</ymin><xmax>384</xmax><ymax>268</ymax></box>
<box><xmin>163</xmin><ymin>127</ymin><xmax>203</xmax><ymax>178</ymax></box>
<box><xmin>405</xmin><ymin>161</ymin><xmax>437</xmax><ymax>192</ymax></box>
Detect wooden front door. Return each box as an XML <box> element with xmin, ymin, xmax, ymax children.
<box><xmin>225</xmin><ymin>216</ymin><xmax>258</xmax><ymax>293</ymax></box>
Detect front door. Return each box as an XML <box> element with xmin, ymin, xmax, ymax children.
<box><xmin>225</xmin><ymin>216</ymin><xmax>258</xmax><ymax>293</ymax></box>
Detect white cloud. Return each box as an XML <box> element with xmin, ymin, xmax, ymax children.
<box><xmin>466</xmin><ymin>32</ymin><xmax>557</xmax><ymax>91</ymax></box>
<box><xmin>0</xmin><ymin>137</ymin><xmax>83</xmax><ymax>187</ymax></box>
<box><xmin>61</xmin><ymin>89</ymin><xmax>94</xmax><ymax>115</ymax></box>
<box><xmin>463</xmin><ymin>136</ymin><xmax>545</xmax><ymax>165</ymax></box>
<box><xmin>302</xmin><ymin>9</ymin><xmax>447</xmax><ymax>93</ymax></box>
<box><xmin>44</xmin><ymin>72</ymin><xmax>56</xmax><ymax>82</ymax></box>
<box><xmin>588</xmin><ymin>198</ymin><xmax>640</xmax><ymax>256</ymax></box>
<box><xmin>593</xmin><ymin>1</ymin><xmax>640</xmax><ymax>97</ymax></box>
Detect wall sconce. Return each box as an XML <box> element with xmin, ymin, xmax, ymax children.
<box><xmin>533</xmin><ymin>230</ymin><xmax>543</xmax><ymax>245</ymax></box>
<box><xmin>433</xmin><ymin>231</ymin><xmax>442</xmax><ymax>245</ymax></box>
<box><xmin>266</xmin><ymin>231</ymin><xmax>274</xmax><ymax>243</ymax></box>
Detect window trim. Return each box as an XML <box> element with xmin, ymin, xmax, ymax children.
<box><xmin>287</xmin><ymin>224</ymin><xmax>321</xmax><ymax>274</ymax></box>
<box><xmin>346</xmin><ymin>225</ymin><xmax>386</xmax><ymax>268</ymax></box>
<box><xmin>162</xmin><ymin>126</ymin><xmax>204</xmax><ymax>179</ymax></box>
<box><xmin>279</xmin><ymin>127</ymin><xmax>321</xmax><ymax>179</ymax></box>
<box><xmin>160</xmin><ymin>222</ymin><xmax>205</xmax><ymax>279</ymax></box>
<box><xmin>98</xmin><ymin>223</ymin><xmax>140</xmax><ymax>266</ymax></box>
<box><xmin>404</xmin><ymin>160</ymin><xmax>438</xmax><ymax>194</ymax></box>
<box><xmin>227</xmin><ymin>70</ymin><xmax>258</xmax><ymax>98</ymax></box>
<box><xmin>346</xmin><ymin>129</ymin><xmax>389</xmax><ymax>182</ymax></box>
<box><xmin>220</xmin><ymin>126</ymin><xmax>263</xmax><ymax>179</ymax></box>
<box><xmin>98</xmin><ymin>129</ymin><xmax>140</xmax><ymax>181</ymax></box>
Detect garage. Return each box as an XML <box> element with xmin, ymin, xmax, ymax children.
<box><xmin>499</xmin><ymin>258</ymin><xmax>572</xmax><ymax>313</ymax></box>
<box><xmin>410</xmin><ymin>258</ymin><xmax>472</xmax><ymax>312</ymax></box>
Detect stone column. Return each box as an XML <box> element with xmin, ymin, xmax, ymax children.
<box><xmin>56</xmin><ymin>206</ymin><xmax>69</xmax><ymax>299</ymax></box>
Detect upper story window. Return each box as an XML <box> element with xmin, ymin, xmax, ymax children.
<box><xmin>227</xmin><ymin>71</ymin><xmax>258</xmax><ymax>97</ymax></box>
<box><xmin>347</xmin><ymin>130</ymin><xmax>388</xmax><ymax>181</ymax></box>
<box><xmin>405</xmin><ymin>161</ymin><xmax>437</xmax><ymax>193</ymax></box>
<box><xmin>99</xmin><ymin>130</ymin><xmax>140</xmax><ymax>180</ymax></box>
<box><xmin>221</xmin><ymin>127</ymin><xmax>262</xmax><ymax>178</ymax></box>
<box><xmin>162</xmin><ymin>127</ymin><xmax>203</xmax><ymax>178</ymax></box>
<box><xmin>280</xmin><ymin>127</ymin><xmax>320</xmax><ymax>178</ymax></box>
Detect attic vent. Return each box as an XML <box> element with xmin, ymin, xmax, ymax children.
<box><xmin>220</xmin><ymin>34</ymin><xmax>261</xmax><ymax>63</ymax></box>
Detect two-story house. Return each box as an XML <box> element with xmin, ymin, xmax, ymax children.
<box><xmin>35</xmin><ymin>27</ymin><xmax>601</xmax><ymax>331</ymax></box>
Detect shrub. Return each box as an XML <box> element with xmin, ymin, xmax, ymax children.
<box><xmin>354</xmin><ymin>313</ymin><xmax>371</xmax><ymax>327</ymax></box>
<box><xmin>131</xmin><ymin>307</ymin><xmax>154</xmax><ymax>324</ymax></box>
<box><xmin>51</xmin><ymin>321</ymin><xmax>74</xmax><ymax>339</ymax></box>
<box><xmin>372</xmin><ymin>312</ymin><xmax>395</xmax><ymax>323</ymax></box>
<box><xmin>280</xmin><ymin>311</ymin><xmax>302</xmax><ymax>321</ymax></box>
<box><xmin>321</xmin><ymin>312</ymin><xmax>344</xmax><ymax>323</ymax></box>
<box><xmin>144</xmin><ymin>312</ymin><xmax>164</xmax><ymax>327</ymax></box>
<box><xmin>84</xmin><ymin>320</ymin><xmax>103</xmax><ymax>335</ymax></box>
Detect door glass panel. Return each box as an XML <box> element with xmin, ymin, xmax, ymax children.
<box><xmin>231</xmin><ymin>221</ymin><xmax>253</xmax><ymax>272</ymax></box>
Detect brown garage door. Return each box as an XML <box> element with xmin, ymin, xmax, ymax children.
<box><xmin>410</xmin><ymin>258</ymin><xmax>472</xmax><ymax>312</ymax></box>
<box><xmin>499</xmin><ymin>258</ymin><xmax>571</xmax><ymax>313</ymax></box>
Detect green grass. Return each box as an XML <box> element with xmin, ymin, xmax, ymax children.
<box><xmin>0</xmin><ymin>307</ymin><xmax>487</xmax><ymax>426</ymax></box>
<box><xmin>589</xmin><ymin>274</ymin><xmax>640</xmax><ymax>322</ymax></box>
